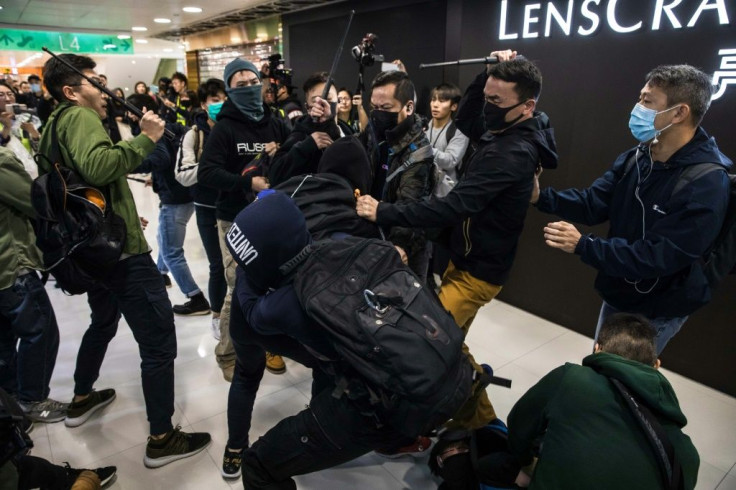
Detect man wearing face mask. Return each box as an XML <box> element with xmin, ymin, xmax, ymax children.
<box><xmin>356</xmin><ymin>70</ymin><xmax>435</xmax><ymax>281</ymax></box>
<box><xmin>268</xmin><ymin>71</ymin><xmax>355</xmax><ymax>187</ymax></box>
<box><xmin>532</xmin><ymin>64</ymin><xmax>732</xmax><ymax>354</ymax></box>
<box><xmin>357</xmin><ymin>51</ymin><xmax>558</xmax><ymax>430</ymax></box>
<box><xmin>198</xmin><ymin>58</ymin><xmax>292</xmax><ymax>380</ymax></box>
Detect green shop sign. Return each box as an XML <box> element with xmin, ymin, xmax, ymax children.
<box><xmin>0</xmin><ymin>29</ymin><xmax>133</xmax><ymax>54</ymax></box>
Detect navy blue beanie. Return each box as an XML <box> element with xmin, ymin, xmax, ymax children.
<box><xmin>226</xmin><ymin>191</ymin><xmax>310</xmax><ymax>290</ymax></box>
<box><xmin>224</xmin><ymin>58</ymin><xmax>260</xmax><ymax>87</ymax></box>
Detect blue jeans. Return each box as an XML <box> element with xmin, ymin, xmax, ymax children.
<box><xmin>595</xmin><ymin>302</ymin><xmax>688</xmax><ymax>355</ymax></box>
<box><xmin>0</xmin><ymin>273</ymin><xmax>59</xmax><ymax>402</ymax></box>
<box><xmin>156</xmin><ymin>202</ymin><xmax>201</xmax><ymax>297</ymax></box>
<box><xmin>75</xmin><ymin>254</ymin><xmax>177</xmax><ymax>435</ymax></box>
<box><xmin>195</xmin><ymin>205</ymin><xmax>226</xmax><ymax>314</ymax></box>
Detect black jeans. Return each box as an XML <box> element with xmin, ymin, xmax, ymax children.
<box><xmin>226</xmin><ymin>295</ymin><xmax>329</xmax><ymax>450</ymax></box>
<box><xmin>74</xmin><ymin>253</ymin><xmax>176</xmax><ymax>435</ymax></box>
<box><xmin>241</xmin><ymin>384</ymin><xmax>412</xmax><ymax>489</ymax></box>
<box><xmin>195</xmin><ymin>205</ymin><xmax>226</xmax><ymax>314</ymax></box>
<box><xmin>0</xmin><ymin>272</ymin><xmax>59</xmax><ymax>402</ymax></box>
<box><xmin>16</xmin><ymin>455</ymin><xmax>72</xmax><ymax>490</ymax></box>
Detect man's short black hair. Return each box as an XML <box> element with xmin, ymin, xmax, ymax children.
<box><xmin>197</xmin><ymin>78</ymin><xmax>226</xmax><ymax>103</ymax></box>
<box><xmin>597</xmin><ymin>313</ymin><xmax>657</xmax><ymax>366</ymax></box>
<box><xmin>646</xmin><ymin>64</ymin><xmax>713</xmax><ymax>126</ymax></box>
<box><xmin>171</xmin><ymin>72</ymin><xmax>188</xmax><ymax>85</ymax></box>
<box><xmin>19</xmin><ymin>81</ymin><xmax>29</xmax><ymax>88</ymax></box>
<box><xmin>158</xmin><ymin>77</ymin><xmax>171</xmax><ymax>85</ymax></box>
<box><xmin>28</xmin><ymin>74</ymin><xmax>41</xmax><ymax>83</ymax></box>
<box><xmin>126</xmin><ymin>93</ymin><xmax>159</xmax><ymax>113</ymax></box>
<box><xmin>431</xmin><ymin>83</ymin><xmax>462</xmax><ymax>105</ymax></box>
<box><xmin>371</xmin><ymin>71</ymin><xmax>415</xmax><ymax>107</ymax></box>
<box><xmin>303</xmin><ymin>72</ymin><xmax>329</xmax><ymax>96</ymax></box>
<box><xmin>42</xmin><ymin>53</ymin><xmax>96</xmax><ymax>103</ymax></box>
<box><xmin>488</xmin><ymin>58</ymin><xmax>542</xmax><ymax>102</ymax></box>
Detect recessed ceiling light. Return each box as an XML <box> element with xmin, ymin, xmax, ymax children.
<box><xmin>154</xmin><ymin>18</ymin><xmax>171</xmax><ymax>24</ymax></box>
<box><xmin>135</xmin><ymin>39</ymin><xmax>148</xmax><ymax>44</ymax></box>
<box><xmin>132</xmin><ymin>26</ymin><xmax>148</xmax><ymax>31</ymax></box>
<box><xmin>131</xmin><ymin>60</ymin><xmax>136</xmax><ymax>64</ymax></box>
<box><xmin>163</xmin><ymin>48</ymin><xmax>173</xmax><ymax>52</ymax></box>
<box><xmin>117</xmin><ymin>34</ymin><xmax>131</xmax><ymax>39</ymax></box>
<box><xmin>182</xmin><ymin>6</ymin><xmax>202</xmax><ymax>13</ymax></box>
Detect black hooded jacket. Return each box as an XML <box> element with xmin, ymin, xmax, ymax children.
<box><xmin>376</xmin><ymin>70</ymin><xmax>558</xmax><ymax>285</ymax></box>
<box><xmin>197</xmin><ymin>98</ymin><xmax>291</xmax><ymax>222</ymax></box>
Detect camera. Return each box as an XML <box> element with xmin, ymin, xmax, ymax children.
<box><xmin>5</xmin><ymin>103</ymin><xmax>36</xmax><ymax>117</ymax></box>
<box><xmin>351</xmin><ymin>33</ymin><xmax>384</xmax><ymax>67</ymax></box>
<box><xmin>262</xmin><ymin>53</ymin><xmax>293</xmax><ymax>92</ymax></box>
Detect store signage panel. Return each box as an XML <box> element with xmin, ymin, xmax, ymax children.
<box><xmin>0</xmin><ymin>29</ymin><xmax>134</xmax><ymax>55</ymax></box>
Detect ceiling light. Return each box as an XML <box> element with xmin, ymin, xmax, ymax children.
<box><xmin>132</xmin><ymin>26</ymin><xmax>148</xmax><ymax>32</ymax></box>
<box><xmin>131</xmin><ymin>60</ymin><xmax>136</xmax><ymax>64</ymax></box>
<box><xmin>135</xmin><ymin>39</ymin><xmax>148</xmax><ymax>44</ymax></box>
<box><xmin>182</xmin><ymin>6</ymin><xmax>202</xmax><ymax>13</ymax></box>
<box><xmin>163</xmin><ymin>48</ymin><xmax>173</xmax><ymax>52</ymax></box>
<box><xmin>154</xmin><ymin>18</ymin><xmax>171</xmax><ymax>24</ymax></box>
<box><xmin>117</xmin><ymin>34</ymin><xmax>131</xmax><ymax>39</ymax></box>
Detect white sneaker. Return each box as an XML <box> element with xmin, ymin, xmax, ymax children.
<box><xmin>211</xmin><ymin>316</ymin><xmax>221</xmax><ymax>341</ymax></box>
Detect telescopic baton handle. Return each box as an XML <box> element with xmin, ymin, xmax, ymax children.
<box><xmin>419</xmin><ymin>56</ymin><xmax>502</xmax><ymax>70</ymax></box>
<box><xmin>42</xmin><ymin>47</ymin><xmax>175</xmax><ymax>140</ymax></box>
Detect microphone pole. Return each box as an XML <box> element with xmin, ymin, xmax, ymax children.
<box><xmin>42</xmin><ymin>47</ymin><xmax>175</xmax><ymax>139</ymax></box>
<box><xmin>419</xmin><ymin>55</ymin><xmax>525</xmax><ymax>70</ymax></box>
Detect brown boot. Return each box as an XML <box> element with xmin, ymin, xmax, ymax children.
<box><xmin>70</xmin><ymin>470</ymin><xmax>101</xmax><ymax>490</ymax></box>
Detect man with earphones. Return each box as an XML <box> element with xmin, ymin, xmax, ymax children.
<box><xmin>532</xmin><ymin>64</ymin><xmax>732</xmax><ymax>354</ymax></box>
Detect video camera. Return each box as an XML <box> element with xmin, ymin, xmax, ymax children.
<box><xmin>5</xmin><ymin>103</ymin><xmax>36</xmax><ymax>116</ymax></box>
<box><xmin>262</xmin><ymin>53</ymin><xmax>293</xmax><ymax>93</ymax></box>
<box><xmin>351</xmin><ymin>33</ymin><xmax>384</xmax><ymax>67</ymax></box>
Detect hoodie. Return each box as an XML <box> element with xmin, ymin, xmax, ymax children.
<box><xmin>376</xmin><ymin>110</ymin><xmax>558</xmax><ymax>286</ymax></box>
<box><xmin>197</xmin><ymin>98</ymin><xmax>291</xmax><ymax>222</ymax></box>
<box><xmin>507</xmin><ymin>352</ymin><xmax>699</xmax><ymax>490</ymax></box>
<box><xmin>537</xmin><ymin>127</ymin><xmax>732</xmax><ymax>317</ymax></box>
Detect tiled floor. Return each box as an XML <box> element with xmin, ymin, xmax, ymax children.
<box><xmin>30</xmin><ymin>183</ymin><xmax>736</xmax><ymax>489</ymax></box>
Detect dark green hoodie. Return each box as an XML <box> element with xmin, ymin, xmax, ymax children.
<box><xmin>508</xmin><ymin>352</ymin><xmax>699</xmax><ymax>490</ymax></box>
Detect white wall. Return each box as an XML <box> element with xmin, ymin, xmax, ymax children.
<box><xmin>92</xmin><ymin>55</ymin><xmax>163</xmax><ymax>96</ymax></box>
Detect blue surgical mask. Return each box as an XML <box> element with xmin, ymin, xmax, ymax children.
<box><xmin>226</xmin><ymin>85</ymin><xmax>264</xmax><ymax>122</ymax></box>
<box><xmin>207</xmin><ymin>101</ymin><xmax>224</xmax><ymax>121</ymax></box>
<box><xmin>30</xmin><ymin>83</ymin><xmax>41</xmax><ymax>93</ymax></box>
<box><xmin>628</xmin><ymin>103</ymin><xmax>680</xmax><ymax>143</ymax></box>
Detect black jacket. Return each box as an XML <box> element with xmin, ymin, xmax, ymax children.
<box><xmin>197</xmin><ymin>99</ymin><xmax>291</xmax><ymax>222</ymax></box>
<box><xmin>268</xmin><ymin>116</ymin><xmax>354</xmax><ymax>187</ymax></box>
<box><xmin>377</xmin><ymin>71</ymin><xmax>558</xmax><ymax>285</ymax></box>
<box><xmin>134</xmin><ymin>123</ymin><xmax>192</xmax><ymax>205</ymax></box>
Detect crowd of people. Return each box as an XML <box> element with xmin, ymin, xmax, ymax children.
<box><xmin>0</xmin><ymin>44</ymin><xmax>731</xmax><ymax>490</ymax></box>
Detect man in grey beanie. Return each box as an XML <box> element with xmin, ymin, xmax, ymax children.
<box><xmin>198</xmin><ymin>58</ymin><xmax>294</xmax><ymax>379</ymax></box>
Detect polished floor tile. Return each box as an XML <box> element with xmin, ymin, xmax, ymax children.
<box><xmin>29</xmin><ymin>183</ymin><xmax>736</xmax><ymax>489</ymax></box>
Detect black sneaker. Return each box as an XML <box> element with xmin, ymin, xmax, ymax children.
<box><xmin>221</xmin><ymin>447</ymin><xmax>243</xmax><ymax>479</ymax></box>
<box><xmin>172</xmin><ymin>292</ymin><xmax>211</xmax><ymax>316</ymax></box>
<box><xmin>162</xmin><ymin>274</ymin><xmax>172</xmax><ymax>288</ymax></box>
<box><xmin>144</xmin><ymin>426</ymin><xmax>211</xmax><ymax>468</ymax></box>
<box><xmin>18</xmin><ymin>398</ymin><xmax>68</xmax><ymax>423</ymax></box>
<box><xmin>65</xmin><ymin>389</ymin><xmax>116</xmax><ymax>428</ymax></box>
<box><xmin>65</xmin><ymin>462</ymin><xmax>118</xmax><ymax>487</ymax></box>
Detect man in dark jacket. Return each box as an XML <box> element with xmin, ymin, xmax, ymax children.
<box><xmin>357</xmin><ymin>70</ymin><xmax>436</xmax><ymax>281</ymax></box>
<box><xmin>128</xmin><ymin>94</ymin><xmax>211</xmax><ymax>317</ymax></box>
<box><xmin>357</xmin><ymin>51</ymin><xmax>558</xmax><ymax>430</ymax></box>
<box><xmin>268</xmin><ymin>71</ymin><xmax>355</xmax><ymax>187</ymax></box>
<box><xmin>508</xmin><ymin>313</ymin><xmax>699</xmax><ymax>489</ymax></box>
<box><xmin>197</xmin><ymin>58</ymin><xmax>291</xmax><ymax>379</ymax></box>
<box><xmin>532</xmin><ymin>64</ymin><xmax>732</xmax><ymax>354</ymax></box>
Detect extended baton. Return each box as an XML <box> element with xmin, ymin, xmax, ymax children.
<box><xmin>42</xmin><ymin>47</ymin><xmax>175</xmax><ymax>139</ymax></box>
<box><xmin>321</xmin><ymin>9</ymin><xmax>355</xmax><ymax>100</ymax></box>
<box><xmin>419</xmin><ymin>55</ymin><xmax>526</xmax><ymax>70</ymax></box>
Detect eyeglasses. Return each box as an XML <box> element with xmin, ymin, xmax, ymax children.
<box><xmin>69</xmin><ymin>77</ymin><xmax>103</xmax><ymax>88</ymax></box>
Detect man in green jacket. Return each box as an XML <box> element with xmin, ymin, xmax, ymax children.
<box><xmin>37</xmin><ymin>53</ymin><xmax>211</xmax><ymax>468</ymax></box>
<box><xmin>508</xmin><ymin>313</ymin><xmax>699</xmax><ymax>489</ymax></box>
<box><xmin>0</xmin><ymin>147</ymin><xmax>66</xmax><ymax>423</ymax></box>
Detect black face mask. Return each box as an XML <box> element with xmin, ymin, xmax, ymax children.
<box><xmin>370</xmin><ymin>109</ymin><xmax>399</xmax><ymax>142</ymax></box>
<box><xmin>483</xmin><ymin>100</ymin><xmax>524</xmax><ymax>132</ymax></box>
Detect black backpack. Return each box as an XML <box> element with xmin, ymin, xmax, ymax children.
<box><xmin>283</xmin><ymin>237</ymin><xmax>473</xmax><ymax>436</ymax></box>
<box><xmin>0</xmin><ymin>387</ymin><xmax>32</xmax><ymax>467</ymax></box>
<box><xmin>31</xmin><ymin>107</ymin><xmax>127</xmax><ymax>294</ymax></box>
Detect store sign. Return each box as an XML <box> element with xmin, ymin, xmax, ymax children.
<box><xmin>0</xmin><ymin>29</ymin><xmax>133</xmax><ymax>54</ymax></box>
<box><xmin>497</xmin><ymin>0</ymin><xmax>730</xmax><ymax>39</ymax></box>
<box><xmin>713</xmin><ymin>48</ymin><xmax>736</xmax><ymax>100</ymax></box>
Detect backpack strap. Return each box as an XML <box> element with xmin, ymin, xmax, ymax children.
<box><xmin>671</xmin><ymin>163</ymin><xmax>724</xmax><ymax>196</ymax></box>
<box><xmin>193</xmin><ymin>126</ymin><xmax>204</xmax><ymax>163</ymax></box>
<box><xmin>445</xmin><ymin>120</ymin><xmax>457</xmax><ymax>143</ymax></box>
<box><xmin>609</xmin><ymin>377</ymin><xmax>684</xmax><ymax>490</ymax></box>
<box><xmin>384</xmin><ymin>143</ymin><xmax>434</xmax><ymax>185</ymax></box>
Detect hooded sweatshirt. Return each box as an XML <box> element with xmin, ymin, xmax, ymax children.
<box><xmin>197</xmin><ymin>98</ymin><xmax>291</xmax><ymax>222</ymax></box>
<box><xmin>536</xmin><ymin>127</ymin><xmax>732</xmax><ymax>317</ymax></box>
<box><xmin>376</xmin><ymin>105</ymin><xmax>558</xmax><ymax>285</ymax></box>
<box><xmin>508</xmin><ymin>352</ymin><xmax>699</xmax><ymax>490</ymax></box>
